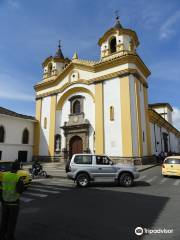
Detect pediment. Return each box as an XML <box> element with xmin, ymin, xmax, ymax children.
<box><xmin>35</xmin><ymin>61</ymin><xmax>95</xmax><ymax>91</ymax></box>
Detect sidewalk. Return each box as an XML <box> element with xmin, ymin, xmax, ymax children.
<box><xmin>136</xmin><ymin>163</ymin><xmax>160</xmax><ymax>172</ymax></box>
<box><xmin>23</xmin><ymin>162</ymin><xmax>160</xmax><ymax>179</ymax></box>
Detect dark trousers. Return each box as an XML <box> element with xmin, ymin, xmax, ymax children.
<box><xmin>0</xmin><ymin>202</ymin><xmax>19</xmax><ymax>240</ymax></box>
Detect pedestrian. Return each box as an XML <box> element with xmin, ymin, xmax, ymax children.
<box><xmin>0</xmin><ymin>161</ymin><xmax>24</xmax><ymax>240</ymax></box>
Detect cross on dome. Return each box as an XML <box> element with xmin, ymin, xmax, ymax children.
<box><xmin>114</xmin><ymin>10</ymin><xmax>122</xmax><ymax>28</ymax></box>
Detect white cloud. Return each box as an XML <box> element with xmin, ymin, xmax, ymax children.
<box><xmin>142</xmin><ymin>6</ymin><xmax>162</xmax><ymax>29</ymax></box>
<box><xmin>160</xmin><ymin>10</ymin><xmax>180</xmax><ymax>39</ymax></box>
<box><xmin>172</xmin><ymin>107</ymin><xmax>180</xmax><ymax>130</ymax></box>
<box><xmin>0</xmin><ymin>73</ymin><xmax>34</xmax><ymax>102</ymax></box>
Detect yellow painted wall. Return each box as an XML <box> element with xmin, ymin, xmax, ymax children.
<box><xmin>120</xmin><ymin>76</ymin><xmax>133</xmax><ymax>156</ymax></box>
<box><xmin>33</xmin><ymin>99</ymin><xmax>42</xmax><ymax>155</ymax></box>
<box><xmin>49</xmin><ymin>95</ymin><xmax>56</xmax><ymax>158</ymax></box>
<box><xmin>135</xmin><ymin>79</ymin><xmax>143</xmax><ymax>156</ymax></box>
<box><xmin>95</xmin><ymin>82</ymin><xmax>104</xmax><ymax>154</ymax></box>
<box><xmin>143</xmin><ymin>86</ymin><xmax>152</xmax><ymax>155</ymax></box>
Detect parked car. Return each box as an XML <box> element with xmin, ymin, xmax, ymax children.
<box><xmin>66</xmin><ymin>154</ymin><xmax>140</xmax><ymax>187</ymax></box>
<box><xmin>162</xmin><ymin>156</ymin><xmax>180</xmax><ymax>177</ymax></box>
<box><xmin>0</xmin><ymin>161</ymin><xmax>32</xmax><ymax>188</ymax></box>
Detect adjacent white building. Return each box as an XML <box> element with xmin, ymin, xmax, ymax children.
<box><xmin>149</xmin><ymin>104</ymin><xmax>179</xmax><ymax>156</ymax></box>
<box><xmin>0</xmin><ymin>107</ymin><xmax>35</xmax><ymax>162</ymax></box>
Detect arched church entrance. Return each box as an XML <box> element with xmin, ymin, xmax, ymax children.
<box><xmin>60</xmin><ymin>94</ymin><xmax>92</xmax><ymax>161</ymax></box>
<box><xmin>69</xmin><ymin>136</ymin><xmax>83</xmax><ymax>159</ymax></box>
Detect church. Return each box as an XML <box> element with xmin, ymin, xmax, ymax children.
<box><xmin>33</xmin><ymin>17</ymin><xmax>180</xmax><ymax>163</ymax></box>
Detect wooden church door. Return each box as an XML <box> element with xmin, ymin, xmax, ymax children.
<box><xmin>69</xmin><ymin>136</ymin><xmax>83</xmax><ymax>159</ymax></box>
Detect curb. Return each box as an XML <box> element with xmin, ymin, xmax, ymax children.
<box><xmin>138</xmin><ymin>163</ymin><xmax>161</xmax><ymax>172</ymax></box>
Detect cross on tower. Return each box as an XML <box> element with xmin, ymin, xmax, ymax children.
<box><xmin>58</xmin><ymin>40</ymin><xmax>61</xmax><ymax>48</ymax></box>
<box><xmin>115</xmin><ymin>10</ymin><xmax>119</xmax><ymax>20</ymax></box>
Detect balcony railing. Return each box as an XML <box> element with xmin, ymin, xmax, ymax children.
<box><xmin>43</xmin><ymin>69</ymin><xmax>58</xmax><ymax>79</ymax></box>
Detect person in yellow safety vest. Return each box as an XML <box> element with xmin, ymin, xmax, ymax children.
<box><xmin>0</xmin><ymin>161</ymin><xmax>24</xmax><ymax>240</ymax></box>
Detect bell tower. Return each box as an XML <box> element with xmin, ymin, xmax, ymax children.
<box><xmin>42</xmin><ymin>41</ymin><xmax>70</xmax><ymax>81</ymax></box>
<box><xmin>98</xmin><ymin>15</ymin><xmax>139</xmax><ymax>59</ymax></box>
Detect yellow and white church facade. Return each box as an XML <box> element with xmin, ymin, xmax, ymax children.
<box><xmin>33</xmin><ymin>17</ymin><xmax>180</xmax><ymax>163</ymax></box>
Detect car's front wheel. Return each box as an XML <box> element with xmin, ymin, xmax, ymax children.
<box><xmin>76</xmin><ymin>173</ymin><xmax>89</xmax><ymax>187</ymax></box>
<box><xmin>119</xmin><ymin>173</ymin><xmax>134</xmax><ymax>187</ymax></box>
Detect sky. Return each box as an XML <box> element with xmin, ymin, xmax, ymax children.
<box><xmin>0</xmin><ymin>0</ymin><xmax>180</xmax><ymax>129</ymax></box>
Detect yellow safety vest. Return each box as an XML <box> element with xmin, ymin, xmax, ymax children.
<box><xmin>2</xmin><ymin>172</ymin><xmax>20</xmax><ymax>202</ymax></box>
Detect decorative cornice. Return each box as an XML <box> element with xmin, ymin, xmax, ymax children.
<box><xmin>72</xmin><ymin>58</ymin><xmax>97</xmax><ymax>65</ymax></box>
<box><xmin>91</xmin><ymin>68</ymin><xmax>148</xmax><ymax>87</ymax></box>
<box><xmin>34</xmin><ymin>61</ymin><xmax>95</xmax><ymax>92</ymax></box>
<box><xmin>95</xmin><ymin>53</ymin><xmax>150</xmax><ymax>77</ymax></box>
<box><xmin>36</xmin><ymin>80</ymin><xmax>90</xmax><ymax>99</ymax></box>
<box><xmin>149</xmin><ymin>103</ymin><xmax>173</xmax><ymax>112</ymax></box>
<box><xmin>35</xmin><ymin>53</ymin><xmax>150</xmax><ymax>92</ymax></box>
<box><xmin>35</xmin><ymin>68</ymin><xmax>147</xmax><ymax>99</ymax></box>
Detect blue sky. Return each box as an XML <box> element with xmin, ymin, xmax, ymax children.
<box><xmin>0</xmin><ymin>0</ymin><xmax>180</xmax><ymax>129</ymax></box>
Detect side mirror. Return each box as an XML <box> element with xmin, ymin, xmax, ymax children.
<box><xmin>109</xmin><ymin>161</ymin><xmax>113</xmax><ymax>165</ymax></box>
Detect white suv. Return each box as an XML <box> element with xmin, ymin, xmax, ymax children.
<box><xmin>66</xmin><ymin>154</ymin><xmax>140</xmax><ymax>187</ymax></box>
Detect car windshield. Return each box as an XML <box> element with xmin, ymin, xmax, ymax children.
<box><xmin>164</xmin><ymin>159</ymin><xmax>180</xmax><ymax>164</ymax></box>
<box><xmin>0</xmin><ymin>162</ymin><xmax>13</xmax><ymax>171</ymax></box>
<box><xmin>0</xmin><ymin>162</ymin><xmax>21</xmax><ymax>171</ymax></box>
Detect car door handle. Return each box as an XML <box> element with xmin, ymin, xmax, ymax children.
<box><xmin>98</xmin><ymin>168</ymin><xmax>102</xmax><ymax>170</ymax></box>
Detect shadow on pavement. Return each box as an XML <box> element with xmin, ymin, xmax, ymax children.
<box><xmin>133</xmin><ymin>181</ymin><xmax>151</xmax><ymax>187</ymax></box>
<box><xmin>79</xmin><ymin>180</ymin><xmax>151</xmax><ymax>188</ymax></box>
<box><xmin>16</xmin><ymin>186</ymin><xmax>169</xmax><ymax>240</ymax></box>
<box><xmin>165</xmin><ymin>176</ymin><xmax>180</xmax><ymax>179</ymax></box>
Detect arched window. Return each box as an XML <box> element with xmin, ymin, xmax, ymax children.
<box><xmin>109</xmin><ymin>37</ymin><xmax>117</xmax><ymax>53</ymax></box>
<box><xmin>73</xmin><ymin>100</ymin><xmax>81</xmax><ymax>114</ymax></box>
<box><xmin>22</xmin><ymin>128</ymin><xmax>29</xmax><ymax>144</ymax></box>
<box><xmin>0</xmin><ymin>126</ymin><xmax>5</xmax><ymax>143</ymax></box>
<box><xmin>110</xmin><ymin>106</ymin><xmax>114</xmax><ymax>121</ymax></box>
<box><xmin>48</xmin><ymin>63</ymin><xmax>53</xmax><ymax>75</ymax></box>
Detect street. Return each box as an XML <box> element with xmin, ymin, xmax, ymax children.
<box><xmin>2</xmin><ymin>166</ymin><xmax>180</xmax><ymax>240</ymax></box>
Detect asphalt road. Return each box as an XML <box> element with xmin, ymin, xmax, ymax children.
<box><xmin>2</xmin><ymin>165</ymin><xmax>180</xmax><ymax>240</ymax></box>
